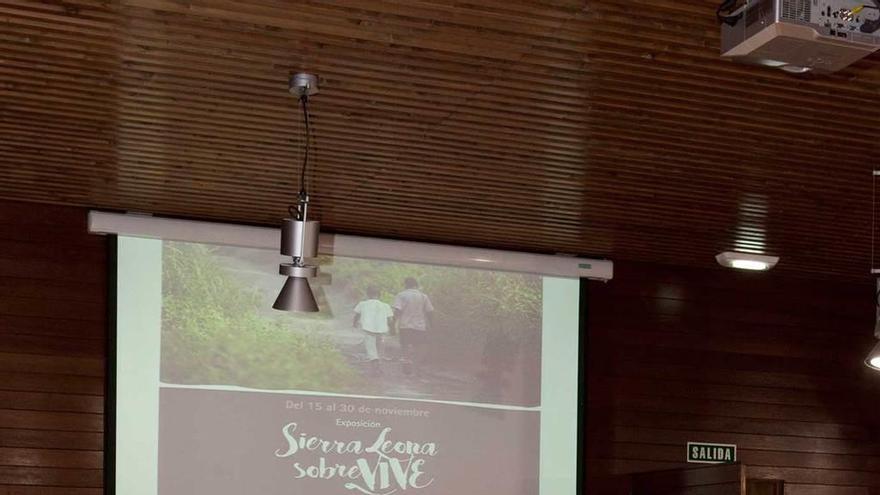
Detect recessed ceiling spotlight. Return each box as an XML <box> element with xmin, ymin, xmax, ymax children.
<box><xmin>715</xmin><ymin>251</ymin><xmax>779</xmax><ymax>271</ymax></box>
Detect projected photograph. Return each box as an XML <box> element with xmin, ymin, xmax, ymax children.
<box><xmin>160</xmin><ymin>241</ymin><xmax>543</xmax><ymax>407</ymax></box>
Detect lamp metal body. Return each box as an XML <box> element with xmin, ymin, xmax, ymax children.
<box><xmin>273</xmin><ymin>276</ymin><xmax>319</xmax><ymax>312</ymax></box>
<box><xmin>281</xmin><ymin>217</ymin><xmax>320</xmax><ymax>258</ymax></box>
<box><xmin>273</xmin><ymin>209</ymin><xmax>320</xmax><ymax>312</ymax></box>
<box><xmin>273</xmin><ymin>218</ymin><xmax>320</xmax><ymax>313</ymax></box>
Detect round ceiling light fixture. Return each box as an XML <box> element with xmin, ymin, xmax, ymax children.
<box><xmin>715</xmin><ymin>251</ymin><xmax>780</xmax><ymax>271</ymax></box>
<box><xmin>866</xmin><ymin>340</ymin><xmax>880</xmax><ymax>371</ymax></box>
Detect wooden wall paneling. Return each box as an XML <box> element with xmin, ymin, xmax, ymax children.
<box><xmin>0</xmin><ymin>199</ymin><xmax>106</xmax><ymax>492</ymax></box>
<box><xmin>586</xmin><ymin>261</ymin><xmax>880</xmax><ymax>493</ymax></box>
<box><xmin>630</xmin><ymin>463</ymin><xmax>745</xmax><ymax>495</ymax></box>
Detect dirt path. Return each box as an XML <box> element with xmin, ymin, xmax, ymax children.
<box><xmin>214</xmin><ymin>249</ymin><xmax>484</xmax><ymax>403</ymax></box>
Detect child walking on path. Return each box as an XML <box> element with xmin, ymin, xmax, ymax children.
<box><xmin>393</xmin><ymin>277</ymin><xmax>434</xmax><ymax>376</ymax></box>
<box><xmin>353</xmin><ymin>286</ymin><xmax>394</xmax><ymax>375</ymax></box>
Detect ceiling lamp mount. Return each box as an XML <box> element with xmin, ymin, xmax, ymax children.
<box><xmin>289</xmin><ymin>73</ymin><xmax>319</xmax><ymax>98</ymax></box>
<box><xmin>273</xmin><ymin>73</ymin><xmax>321</xmax><ymax>313</ymax></box>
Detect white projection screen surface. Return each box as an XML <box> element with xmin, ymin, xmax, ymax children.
<box><xmin>111</xmin><ymin>235</ymin><xmax>583</xmax><ymax>495</ymax></box>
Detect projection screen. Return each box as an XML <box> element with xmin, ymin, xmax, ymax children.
<box><xmin>98</xmin><ymin>213</ymin><xmax>603</xmax><ymax>495</ymax></box>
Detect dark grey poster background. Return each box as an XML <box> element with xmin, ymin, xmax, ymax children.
<box><xmin>158</xmin><ymin>388</ymin><xmax>540</xmax><ymax>495</ymax></box>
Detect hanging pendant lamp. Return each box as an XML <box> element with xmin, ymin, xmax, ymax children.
<box><xmin>273</xmin><ymin>73</ymin><xmax>321</xmax><ymax>313</ymax></box>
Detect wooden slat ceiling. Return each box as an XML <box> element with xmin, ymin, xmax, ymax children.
<box><xmin>1</xmin><ymin>0</ymin><xmax>877</xmax><ymax>279</ymax></box>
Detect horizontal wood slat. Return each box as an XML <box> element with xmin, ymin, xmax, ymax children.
<box><xmin>0</xmin><ymin>392</ymin><xmax>103</xmax><ymax>414</ymax></box>
<box><xmin>0</xmin><ymin>428</ymin><xmax>103</xmax><ymax>451</ymax></box>
<box><xmin>0</xmin><ymin>466</ymin><xmax>102</xmax><ymax>487</ymax></box>
<box><xmin>0</xmin><ymin>448</ymin><xmax>102</xmax><ymax>469</ymax></box>
<box><xmin>0</xmin><ymin>487</ymin><xmax>102</xmax><ymax>495</ymax></box>
<box><xmin>0</xmin><ymin>353</ymin><xmax>103</xmax><ymax>378</ymax></box>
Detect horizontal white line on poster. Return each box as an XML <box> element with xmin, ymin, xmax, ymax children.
<box><xmin>88</xmin><ymin>210</ymin><xmax>613</xmax><ymax>279</ymax></box>
<box><xmin>159</xmin><ymin>382</ymin><xmax>542</xmax><ymax>412</ymax></box>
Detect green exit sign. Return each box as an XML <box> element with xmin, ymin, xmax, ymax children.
<box><xmin>687</xmin><ymin>442</ymin><xmax>736</xmax><ymax>464</ymax></box>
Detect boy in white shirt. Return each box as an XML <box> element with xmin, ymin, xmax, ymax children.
<box><xmin>353</xmin><ymin>286</ymin><xmax>394</xmax><ymax>375</ymax></box>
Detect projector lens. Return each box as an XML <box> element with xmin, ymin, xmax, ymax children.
<box><xmin>780</xmin><ymin>65</ymin><xmax>812</xmax><ymax>74</ymax></box>
<box><xmin>759</xmin><ymin>59</ymin><xmax>788</xmax><ymax>67</ymax></box>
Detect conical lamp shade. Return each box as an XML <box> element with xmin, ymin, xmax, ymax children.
<box><xmin>273</xmin><ymin>277</ymin><xmax>319</xmax><ymax>312</ymax></box>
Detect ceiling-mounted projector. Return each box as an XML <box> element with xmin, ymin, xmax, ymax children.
<box><xmin>720</xmin><ymin>0</ymin><xmax>880</xmax><ymax>73</ymax></box>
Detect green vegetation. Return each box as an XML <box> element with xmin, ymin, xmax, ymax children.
<box><xmin>161</xmin><ymin>243</ymin><xmax>359</xmax><ymax>391</ymax></box>
<box><xmin>324</xmin><ymin>257</ymin><xmax>542</xmax><ymax>360</ymax></box>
